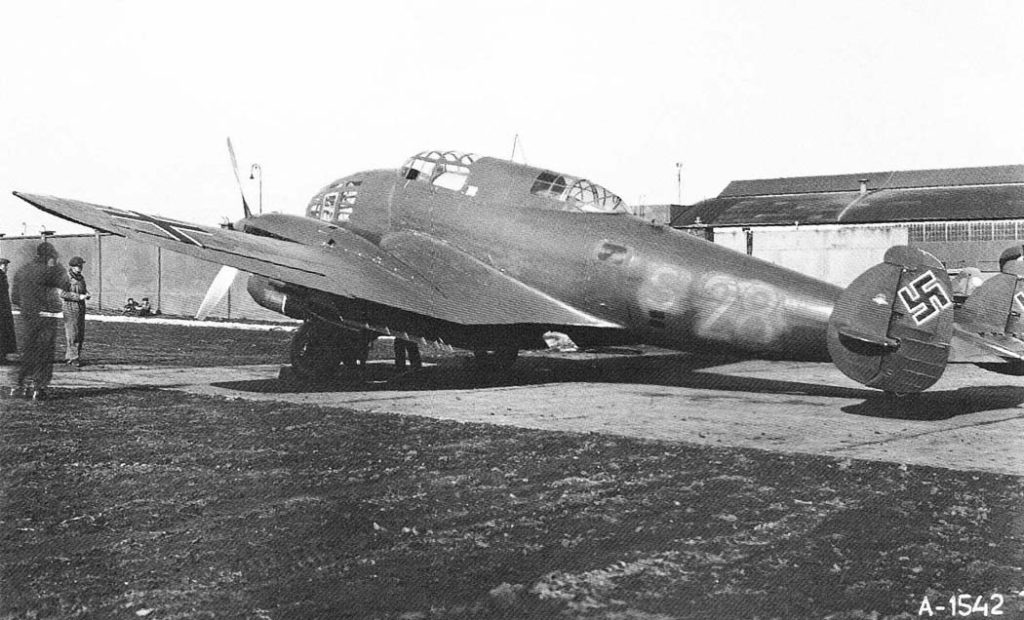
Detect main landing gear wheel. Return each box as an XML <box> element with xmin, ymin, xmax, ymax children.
<box><xmin>339</xmin><ymin>333</ymin><xmax>375</xmax><ymax>370</ymax></box>
<box><xmin>472</xmin><ymin>346</ymin><xmax>519</xmax><ymax>371</ymax></box>
<box><xmin>289</xmin><ymin>321</ymin><xmax>345</xmax><ymax>383</ymax></box>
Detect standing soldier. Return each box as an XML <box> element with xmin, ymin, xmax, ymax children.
<box><xmin>10</xmin><ymin>242</ymin><xmax>68</xmax><ymax>400</ymax></box>
<box><xmin>61</xmin><ymin>256</ymin><xmax>90</xmax><ymax>367</ymax></box>
<box><xmin>0</xmin><ymin>258</ymin><xmax>16</xmax><ymax>363</ymax></box>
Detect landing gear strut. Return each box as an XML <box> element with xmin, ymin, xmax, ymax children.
<box><xmin>288</xmin><ymin>321</ymin><xmax>372</xmax><ymax>383</ymax></box>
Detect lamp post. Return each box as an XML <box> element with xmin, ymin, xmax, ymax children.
<box><xmin>675</xmin><ymin>162</ymin><xmax>683</xmax><ymax>204</ymax></box>
<box><xmin>249</xmin><ymin>163</ymin><xmax>263</xmax><ymax>215</ymax></box>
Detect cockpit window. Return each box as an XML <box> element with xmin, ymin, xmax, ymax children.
<box><xmin>321</xmin><ymin>193</ymin><xmax>338</xmax><ymax>221</ymax></box>
<box><xmin>530</xmin><ymin>170</ymin><xmax>627</xmax><ymax>213</ymax></box>
<box><xmin>531</xmin><ymin>171</ymin><xmax>568</xmax><ymax>199</ymax></box>
<box><xmin>400</xmin><ymin>150</ymin><xmax>478</xmax><ymax>192</ymax></box>
<box><xmin>308</xmin><ymin>179</ymin><xmax>360</xmax><ymax>222</ymax></box>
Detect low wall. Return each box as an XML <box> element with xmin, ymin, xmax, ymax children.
<box><xmin>0</xmin><ymin>234</ymin><xmax>286</xmax><ymax>321</ymax></box>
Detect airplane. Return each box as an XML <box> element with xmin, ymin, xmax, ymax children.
<box><xmin>13</xmin><ymin>147</ymin><xmax>1024</xmax><ymax>394</ymax></box>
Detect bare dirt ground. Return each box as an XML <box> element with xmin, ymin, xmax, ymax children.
<box><xmin>2</xmin><ymin>321</ymin><xmax>1023</xmax><ymax>619</ymax></box>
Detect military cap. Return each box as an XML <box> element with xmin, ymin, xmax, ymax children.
<box><xmin>69</xmin><ymin>256</ymin><xmax>86</xmax><ymax>267</ymax></box>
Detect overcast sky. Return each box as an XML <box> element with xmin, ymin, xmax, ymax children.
<box><xmin>2</xmin><ymin>0</ymin><xmax>1022</xmax><ymax>236</ymax></box>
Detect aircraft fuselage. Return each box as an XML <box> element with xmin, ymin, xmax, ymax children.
<box><xmin>247</xmin><ymin>153</ymin><xmax>842</xmax><ymax>361</ymax></box>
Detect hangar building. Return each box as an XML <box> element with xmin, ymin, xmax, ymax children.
<box><xmin>667</xmin><ymin>164</ymin><xmax>1024</xmax><ymax>286</ymax></box>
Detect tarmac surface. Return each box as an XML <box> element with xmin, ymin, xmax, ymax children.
<box><xmin>44</xmin><ymin>347</ymin><xmax>1024</xmax><ymax>477</ymax></box>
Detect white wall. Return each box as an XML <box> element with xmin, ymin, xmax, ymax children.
<box><xmin>713</xmin><ymin>224</ymin><xmax>909</xmax><ymax>287</ymax></box>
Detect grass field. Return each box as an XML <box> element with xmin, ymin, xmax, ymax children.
<box><xmin>2</xmin><ymin>322</ymin><xmax>1023</xmax><ymax>619</ymax></box>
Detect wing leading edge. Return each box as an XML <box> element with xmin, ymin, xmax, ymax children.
<box><xmin>13</xmin><ymin>192</ymin><xmax>621</xmax><ymax>329</ymax></box>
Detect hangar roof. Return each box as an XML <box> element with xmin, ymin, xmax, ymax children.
<box><xmin>673</xmin><ymin>164</ymin><xmax>1024</xmax><ymax>226</ymax></box>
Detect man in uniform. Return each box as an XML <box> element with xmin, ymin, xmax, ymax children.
<box><xmin>10</xmin><ymin>242</ymin><xmax>68</xmax><ymax>400</ymax></box>
<box><xmin>0</xmin><ymin>258</ymin><xmax>16</xmax><ymax>363</ymax></box>
<box><xmin>61</xmin><ymin>256</ymin><xmax>90</xmax><ymax>367</ymax></box>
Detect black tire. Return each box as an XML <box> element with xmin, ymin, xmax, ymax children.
<box><xmin>290</xmin><ymin>321</ymin><xmax>345</xmax><ymax>382</ymax></box>
<box><xmin>339</xmin><ymin>334</ymin><xmax>374</xmax><ymax>369</ymax></box>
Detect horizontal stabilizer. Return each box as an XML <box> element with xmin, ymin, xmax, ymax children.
<box><xmin>949</xmin><ymin>256</ymin><xmax>1024</xmax><ymax>374</ymax></box>
<box><xmin>955</xmin><ymin>270</ymin><xmax>1024</xmax><ymax>337</ymax></box>
<box><xmin>828</xmin><ymin>246</ymin><xmax>954</xmax><ymax>393</ymax></box>
<box><xmin>950</xmin><ymin>326</ymin><xmax>1024</xmax><ymax>362</ymax></box>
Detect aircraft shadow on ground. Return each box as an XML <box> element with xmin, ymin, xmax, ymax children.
<box><xmin>211</xmin><ymin>352</ymin><xmax>839</xmax><ymax>395</ymax></box>
<box><xmin>207</xmin><ymin>351</ymin><xmax>1024</xmax><ymax>419</ymax></box>
<box><xmin>841</xmin><ymin>385</ymin><xmax>1024</xmax><ymax>420</ymax></box>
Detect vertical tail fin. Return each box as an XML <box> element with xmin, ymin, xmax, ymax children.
<box><xmin>827</xmin><ymin>246</ymin><xmax>954</xmax><ymax>393</ymax></box>
<box><xmin>947</xmin><ymin>248</ymin><xmax>1024</xmax><ymax>374</ymax></box>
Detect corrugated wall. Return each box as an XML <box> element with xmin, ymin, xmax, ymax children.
<box><xmin>0</xmin><ymin>234</ymin><xmax>286</xmax><ymax>321</ymax></box>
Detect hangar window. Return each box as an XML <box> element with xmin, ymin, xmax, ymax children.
<box><xmin>908</xmin><ymin>220</ymin><xmax>1024</xmax><ymax>243</ymax></box>
<box><xmin>924</xmin><ymin>223</ymin><xmax>945</xmax><ymax>243</ymax></box>
<box><xmin>969</xmin><ymin>222</ymin><xmax>991</xmax><ymax>241</ymax></box>
<box><xmin>529</xmin><ymin>170</ymin><xmax>627</xmax><ymax>214</ymax></box>
<box><xmin>994</xmin><ymin>221</ymin><xmax>1017</xmax><ymax>240</ymax></box>
<box><xmin>947</xmin><ymin>222</ymin><xmax>970</xmax><ymax>242</ymax></box>
<box><xmin>908</xmin><ymin>223</ymin><xmax>924</xmax><ymax>242</ymax></box>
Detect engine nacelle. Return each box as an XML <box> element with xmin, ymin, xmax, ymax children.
<box><xmin>246</xmin><ymin>274</ymin><xmax>308</xmax><ymax>320</ymax></box>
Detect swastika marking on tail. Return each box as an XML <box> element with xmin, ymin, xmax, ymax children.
<box><xmin>897</xmin><ymin>270</ymin><xmax>952</xmax><ymax>326</ymax></box>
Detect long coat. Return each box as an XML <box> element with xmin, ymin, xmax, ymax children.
<box><xmin>61</xmin><ymin>270</ymin><xmax>88</xmax><ymax>346</ymax></box>
<box><xmin>0</xmin><ymin>270</ymin><xmax>16</xmax><ymax>355</ymax></box>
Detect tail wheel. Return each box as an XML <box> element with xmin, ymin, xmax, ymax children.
<box><xmin>290</xmin><ymin>321</ymin><xmax>345</xmax><ymax>382</ymax></box>
<box><xmin>472</xmin><ymin>346</ymin><xmax>519</xmax><ymax>371</ymax></box>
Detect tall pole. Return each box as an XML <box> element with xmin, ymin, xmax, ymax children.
<box><xmin>676</xmin><ymin>162</ymin><xmax>683</xmax><ymax>204</ymax></box>
<box><xmin>157</xmin><ymin>247</ymin><xmax>162</xmax><ymax>313</ymax></box>
<box><xmin>95</xmin><ymin>232</ymin><xmax>102</xmax><ymax>310</ymax></box>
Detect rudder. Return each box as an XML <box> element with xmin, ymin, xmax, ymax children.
<box><xmin>827</xmin><ymin>246</ymin><xmax>954</xmax><ymax>393</ymax></box>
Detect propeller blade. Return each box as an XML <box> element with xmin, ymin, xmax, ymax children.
<box><xmin>196</xmin><ymin>265</ymin><xmax>239</xmax><ymax>321</ymax></box>
<box><xmin>226</xmin><ymin>137</ymin><xmax>253</xmax><ymax>219</ymax></box>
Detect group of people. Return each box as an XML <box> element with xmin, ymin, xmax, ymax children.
<box><xmin>1</xmin><ymin>242</ymin><xmax>92</xmax><ymax>401</ymax></box>
<box><xmin>122</xmin><ymin>297</ymin><xmax>155</xmax><ymax>316</ymax></box>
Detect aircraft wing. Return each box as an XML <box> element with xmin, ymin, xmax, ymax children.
<box><xmin>13</xmin><ymin>193</ymin><xmax>621</xmax><ymax>328</ymax></box>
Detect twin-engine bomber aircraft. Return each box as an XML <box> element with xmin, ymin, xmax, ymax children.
<box><xmin>14</xmin><ymin>149</ymin><xmax>1024</xmax><ymax>394</ymax></box>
